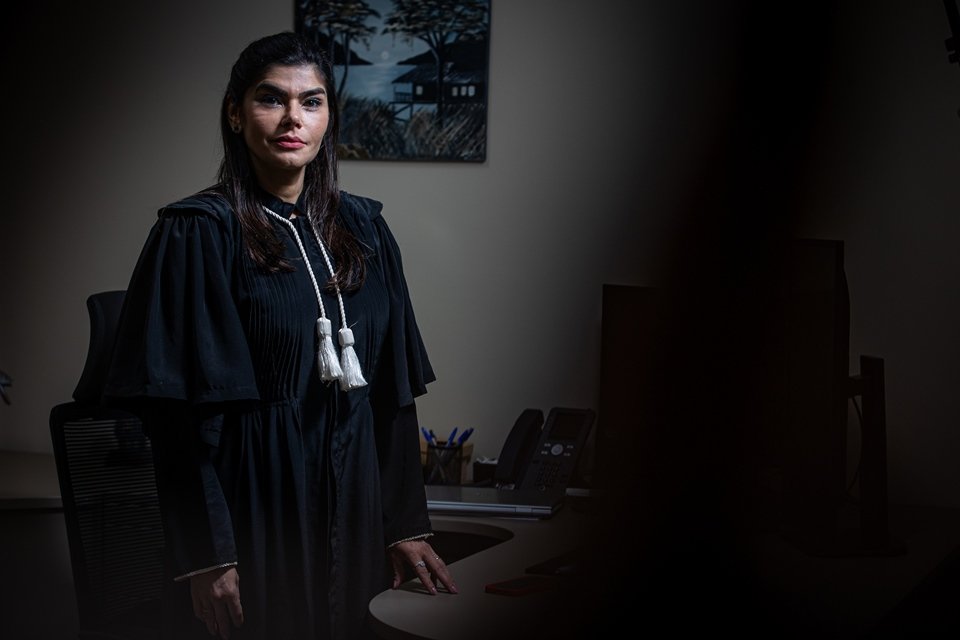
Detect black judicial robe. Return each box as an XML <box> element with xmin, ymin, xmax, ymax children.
<box><xmin>104</xmin><ymin>188</ymin><xmax>435</xmax><ymax>639</ymax></box>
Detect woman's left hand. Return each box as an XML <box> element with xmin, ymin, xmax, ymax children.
<box><xmin>388</xmin><ymin>539</ymin><xmax>459</xmax><ymax>595</ymax></box>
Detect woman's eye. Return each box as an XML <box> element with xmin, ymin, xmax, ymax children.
<box><xmin>304</xmin><ymin>97</ymin><xmax>324</xmax><ymax>109</ymax></box>
<box><xmin>257</xmin><ymin>95</ymin><xmax>282</xmax><ymax>106</ymax></box>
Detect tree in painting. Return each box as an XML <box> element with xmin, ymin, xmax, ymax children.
<box><xmin>297</xmin><ymin>1</ymin><xmax>381</xmax><ymax>96</ymax></box>
<box><xmin>382</xmin><ymin>0</ymin><xmax>488</xmax><ymax>128</ymax></box>
<box><xmin>295</xmin><ymin>0</ymin><xmax>490</xmax><ymax>161</ymax></box>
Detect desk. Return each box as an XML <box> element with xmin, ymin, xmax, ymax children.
<box><xmin>369</xmin><ymin>502</ymin><xmax>960</xmax><ymax>638</ymax></box>
<box><xmin>0</xmin><ymin>450</ymin><xmax>79</xmax><ymax>639</ymax></box>
<box><xmin>0</xmin><ymin>449</ymin><xmax>61</xmax><ymax>509</ymax></box>
<box><xmin>749</xmin><ymin>504</ymin><xmax>960</xmax><ymax>636</ymax></box>
<box><xmin>369</xmin><ymin>504</ymin><xmax>594</xmax><ymax>640</ymax></box>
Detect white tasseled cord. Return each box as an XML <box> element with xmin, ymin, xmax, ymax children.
<box><xmin>307</xmin><ymin>225</ymin><xmax>367</xmax><ymax>390</ymax></box>
<box><xmin>261</xmin><ymin>207</ymin><xmax>343</xmax><ymax>383</ymax></box>
<box><xmin>262</xmin><ymin>206</ymin><xmax>367</xmax><ymax>391</ymax></box>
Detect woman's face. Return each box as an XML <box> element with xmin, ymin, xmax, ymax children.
<box><xmin>229</xmin><ymin>63</ymin><xmax>330</xmax><ymax>184</ymax></box>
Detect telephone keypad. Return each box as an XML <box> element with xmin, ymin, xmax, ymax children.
<box><xmin>533</xmin><ymin>460</ymin><xmax>563</xmax><ymax>489</ymax></box>
<box><xmin>510</xmin><ymin>407</ymin><xmax>595</xmax><ymax>493</ymax></box>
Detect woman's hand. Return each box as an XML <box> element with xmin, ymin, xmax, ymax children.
<box><xmin>190</xmin><ymin>566</ymin><xmax>244</xmax><ymax>639</ymax></box>
<box><xmin>388</xmin><ymin>539</ymin><xmax>459</xmax><ymax>595</ymax></box>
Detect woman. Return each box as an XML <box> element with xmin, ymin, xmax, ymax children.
<box><xmin>105</xmin><ymin>32</ymin><xmax>456</xmax><ymax>639</ymax></box>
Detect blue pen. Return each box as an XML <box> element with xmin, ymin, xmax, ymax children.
<box><xmin>446</xmin><ymin>427</ymin><xmax>459</xmax><ymax>448</ymax></box>
<box><xmin>456</xmin><ymin>427</ymin><xmax>473</xmax><ymax>446</ymax></box>
<box><xmin>421</xmin><ymin>427</ymin><xmax>435</xmax><ymax>445</ymax></box>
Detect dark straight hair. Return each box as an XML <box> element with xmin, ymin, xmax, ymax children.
<box><xmin>217</xmin><ymin>31</ymin><xmax>365</xmax><ymax>289</ymax></box>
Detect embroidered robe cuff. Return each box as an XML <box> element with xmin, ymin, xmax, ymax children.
<box><xmin>174</xmin><ymin>561</ymin><xmax>238</xmax><ymax>582</ymax></box>
<box><xmin>387</xmin><ymin>532</ymin><xmax>434</xmax><ymax>548</ymax></box>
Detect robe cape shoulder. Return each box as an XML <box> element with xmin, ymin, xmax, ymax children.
<box><xmin>103</xmin><ymin>188</ymin><xmax>435</xmax><ymax>413</ymax></box>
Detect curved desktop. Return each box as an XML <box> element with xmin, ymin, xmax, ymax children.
<box><xmin>368</xmin><ymin>506</ymin><xmax>593</xmax><ymax>640</ymax></box>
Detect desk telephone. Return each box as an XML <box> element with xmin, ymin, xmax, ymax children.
<box><xmin>494</xmin><ymin>407</ymin><xmax>594</xmax><ymax>491</ymax></box>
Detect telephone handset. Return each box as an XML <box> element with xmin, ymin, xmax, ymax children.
<box><xmin>493</xmin><ymin>409</ymin><xmax>544</xmax><ymax>489</ymax></box>
<box><xmin>0</xmin><ymin>369</ymin><xmax>11</xmax><ymax>405</ymax></box>
<box><xmin>495</xmin><ymin>407</ymin><xmax>594</xmax><ymax>491</ymax></box>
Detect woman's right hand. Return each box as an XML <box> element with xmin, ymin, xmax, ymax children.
<box><xmin>190</xmin><ymin>566</ymin><xmax>244</xmax><ymax>639</ymax></box>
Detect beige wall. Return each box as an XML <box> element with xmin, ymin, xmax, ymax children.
<box><xmin>2</xmin><ymin>1</ymin><xmax>959</xmax><ymax>507</ymax></box>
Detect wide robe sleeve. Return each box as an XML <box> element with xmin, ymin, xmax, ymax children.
<box><xmin>342</xmin><ymin>193</ymin><xmax>437</xmax><ymax>547</ymax></box>
<box><xmin>105</xmin><ymin>199</ymin><xmax>259</xmax><ymax>407</ymax></box>
<box><xmin>104</xmin><ymin>198</ymin><xmax>259</xmax><ymax>578</ymax></box>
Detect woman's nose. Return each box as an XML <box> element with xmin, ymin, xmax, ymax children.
<box><xmin>283</xmin><ymin>106</ymin><xmax>302</xmax><ymax>127</ymax></box>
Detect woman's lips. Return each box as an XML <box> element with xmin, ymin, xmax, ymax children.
<box><xmin>274</xmin><ymin>137</ymin><xmax>306</xmax><ymax>149</ymax></box>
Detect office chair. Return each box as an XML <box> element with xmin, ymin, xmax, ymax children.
<box><xmin>50</xmin><ymin>290</ymin><xmax>163</xmax><ymax>640</ymax></box>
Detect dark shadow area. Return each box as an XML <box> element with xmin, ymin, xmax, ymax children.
<box><xmin>575</xmin><ymin>1</ymin><xmax>863</xmax><ymax>637</ymax></box>
<box><xmin>0</xmin><ymin>508</ymin><xmax>80</xmax><ymax>640</ymax></box>
<box><xmin>867</xmin><ymin>530</ymin><xmax>960</xmax><ymax>637</ymax></box>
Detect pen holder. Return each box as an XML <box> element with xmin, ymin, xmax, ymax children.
<box><xmin>421</xmin><ymin>442</ymin><xmax>473</xmax><ymax>485</ymax></box>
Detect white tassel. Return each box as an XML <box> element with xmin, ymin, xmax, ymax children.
<box><xmin>316</xmin><ymin>317</ymin><xmax>343</xmax><ymax>381</ymax></box>
<box><xmin>337</xmin><ymin>327</ymin><xmax>367</xmax><ymax>390</ymax></box>
<box><xmin>260</xmin><ymin>205</ymin><xmax>367</xmax><ymax>392</ymax></box>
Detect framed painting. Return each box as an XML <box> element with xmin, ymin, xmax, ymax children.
<box><xmin>295</xmin><ymin>0</ymin><xmax>491</xmax><ymax>162</ymax></box>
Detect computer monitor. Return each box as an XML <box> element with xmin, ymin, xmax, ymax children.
<box><xmin>593</xmin><ymin>239</ymin><xmax>852</xmax><ymax>554</ymax></box>
<box><xmin>592</xmin><ymin>284</ymin><xmax>663</xmax><ymax>499</ymax></box>
<box><xmin>772</xmin><ymin>238</ymin><xmax>850</xmax><ymax>552</ymax></box>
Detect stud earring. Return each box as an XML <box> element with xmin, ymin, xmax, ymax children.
<box><xmin>231</xmin><ymin>123</ymin><xmax>241</xmax><ymax>133</ymax></box>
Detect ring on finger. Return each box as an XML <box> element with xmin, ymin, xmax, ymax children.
<box><xmin>414</xmin><ymin>560</ymin><xmax>426</xmax><ymax>568</ymax></box>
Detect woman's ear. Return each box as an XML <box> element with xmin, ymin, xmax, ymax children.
<box><xmin>227</xmin><ymin>99</ymin><xmax>242</xmax><ymax>133</ymax></box>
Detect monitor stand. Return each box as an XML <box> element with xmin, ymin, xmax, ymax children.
<box><xmin>784</xmin><ymin>356</ymin><xmax>906</xmax><ymax>558</ymax></box>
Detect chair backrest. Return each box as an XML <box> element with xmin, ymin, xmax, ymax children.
<box><xmin>50</xmin><ymin>291</ymin><xmax>162</xmax><ymax>639</ymax></box>
<box><xmin>72</xmin><ymin>290</ymin><xmax>126</xmax><ymax>405</ymax></box>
